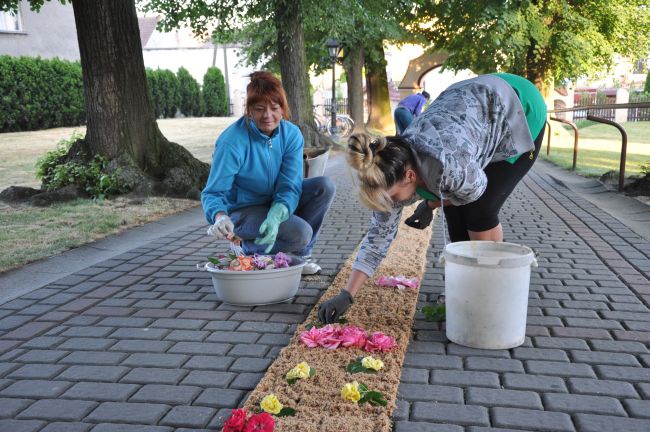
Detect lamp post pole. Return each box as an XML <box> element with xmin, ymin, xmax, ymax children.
<box><xmin>325</xmin><ymin>38</ymin><xmax>341</xmax><ymax>137</ymax></box>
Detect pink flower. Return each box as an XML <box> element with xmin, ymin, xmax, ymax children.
<box><xmin>364</xmin><ymin>332</ymin><xmax>397</xmax><ymax>353</ymax></box>
<box><xmin>316</xmin><ymin>324</ymin><xmax>341</xmax><ymax>349</ymax></box>
<box><xmin>376</xmin><ymin>275</ymin><xmax>419</xmax><ymax>289</ymax></box>
<box><xmin>243</xmin><ymin>412</ymin><xmax>275</xmax><ymax>432</ymax></box>
<box><xmin>299</xmin><ymin>326</ymin><xmax>322</xmax><ymax>348</ymax></box>
<box><xmin>223</xmin><ymin>408</ymin><xmax>247</xmax><ymax>432</ymax></box>
<box><xmin>274</xmin><ymin>252</ymin><xmax>291</xmax><ymax>268</ymax></box>
<box><xmin>338</xmin><ymin>325</ymin><xmax>368</xmax><ymax>348</ymax></box>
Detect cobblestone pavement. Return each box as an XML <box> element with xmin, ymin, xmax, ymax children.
<box><xmin>1</xmin><ymin>155</ymin><xmax>649</xmax><ymax>432</ymax></box>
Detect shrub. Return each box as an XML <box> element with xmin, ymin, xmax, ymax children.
<box><xmin>203</xmin><ymin>67</ymin><xmax>228</xmax><ymax>116</ymax></box>
<box><xmin>146</xmin><ymin>67</ymin><xmax>181</xmax><ymax>118</ymax></box>
<box><xmin>177</xmin><ymin>67</ymin><xmax>203</xmax><ymax>117</ymax></box>
<box><xmin>0</xmin><ymin>55</ymin><xmax>85</xmax><ymax>132</ymax></box>
<box><xmin>35</xmin><ymin>131</ymin><xmax>128</xmax><ymax>199</ymax></box>
<box><xmin>644</xmin><ymin>71</ymin><xmax>650</xmax><ymax>94</ymax></box>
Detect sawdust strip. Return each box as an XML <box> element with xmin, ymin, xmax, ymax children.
<box><xmin>240</xmin><ymin>203</ymin><xmax>433</xmax><ymax>432</ymax></box>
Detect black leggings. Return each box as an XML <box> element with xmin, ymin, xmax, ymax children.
<box><xmin>443</xmin><ymin>128</ymin><xmax>545</xmax><ymax>242</ymax></box>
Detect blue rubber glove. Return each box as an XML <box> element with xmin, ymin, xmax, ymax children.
<box><xmin>254</xmin><ymin>202</ymin><xmax>289</xmax><ymax>253</ymax></box>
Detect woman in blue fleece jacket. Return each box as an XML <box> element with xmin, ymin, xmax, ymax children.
<box><xmin>202</xmin><ymin>71</ymin><xmax>335</xmax><ymax>275</ymax></box>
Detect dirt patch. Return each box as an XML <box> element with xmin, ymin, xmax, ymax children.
<box><xmin>240</xmin><ymin>203</ymin><xmax>433</xmax><ymax>431</ymax></box>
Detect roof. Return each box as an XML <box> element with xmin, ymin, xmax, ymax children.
<box><xmin>138</xmin><ymin>16</ymin><xmax>159</xmax><ymax>48</ymax></box>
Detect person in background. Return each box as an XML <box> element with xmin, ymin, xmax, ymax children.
<box><xmin>202</xmin><ymin>71</ymin><xmax>336</xmax><ymax>275</ymax></box>
<box><xmin>393</xmin><ymin>90</ymin><xmax>430</xmax><ymax>134</ymax></box>
<box><xmin>319</xmin><ymin>73</ymin><xmax>546</xmax><ymax>322</ymax></box>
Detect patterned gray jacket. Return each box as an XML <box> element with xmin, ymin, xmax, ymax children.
<box><xmin>353</xmin><ymin>75</ymin><xmax>536</xmax><ymax>277</ymax></box>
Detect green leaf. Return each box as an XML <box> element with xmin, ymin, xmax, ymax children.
<box><xmin>286</xmin><ymin>377</ymin><xmax>298</xmax><ymax>385</ymax></box>
<box><xmin>337</xmin><ymin>317</ymin><xmax>348</xmax><ymax>324</ymax></box>
<box><xmin>207</xmin><ymin>256</ymin><xmax>220</xmax><ymax>265</ymax></box>
<box><xmin>421</xmin><ymin>304</ymin><xmax>446</xmax><ymax>322</ymax></box>
<box><xmin>358</xmin><ymin>382</ymin><xmax>369</xmax><ymax>393</ymax></box>
<box><xmin>309</xmin><ymin>367</ymin><xmax>316</xmax><ymax>377</ymax></box>
<box><xmin>276</xmin><ymin>407</ymin><xmax>297</xmax><ymax>417</ymax></box>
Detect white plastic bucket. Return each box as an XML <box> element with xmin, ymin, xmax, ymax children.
<box><xmin>441</xmin><ymin>241</ymin><xmax>537</xmax><ymax>350</ymax></box>
<box><xmin>305</xmin><ymin>149</ymin><xmax>330</xmax><ymax>178</ymax></box>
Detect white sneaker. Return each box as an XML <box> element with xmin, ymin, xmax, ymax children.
<box><xmin>301</xmin><ymin>256</ymin><xmax>322</xmax><ymax>275</ymax></box>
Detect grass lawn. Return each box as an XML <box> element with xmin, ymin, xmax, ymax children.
<box><xmin>542</xmin><ymin>120</ymin><xmax>650</xmax><ymax>177</ymax></box>
<box><xmin>0</xmin><ymin>117</ymin><xmax>236</xmax><ymax>273</ymax></box>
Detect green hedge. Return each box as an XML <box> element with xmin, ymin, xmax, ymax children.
<box><xmin>177</xmin><ymin>67</ymin><xmax>204</xmax><ymax>117</ymax></box>
<box><xmin>203</xmin><ymin>67</ymin><xmax>228</xmax><ymax>117</ymax></box>
<box><xmin>0</xmin><ymin>55</ymin><xmax>85</xmax><ymax>132</ymax></box>
<box><xmin>146</xmin><ymin>68</ymin><xmax>181</xmax><ymax>119</ymax></box>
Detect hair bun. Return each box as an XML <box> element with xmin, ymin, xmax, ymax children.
<box><xmin>347</xmin><ymin>133</ymin><xmax>386</xmax><ymax>172</ymax></box>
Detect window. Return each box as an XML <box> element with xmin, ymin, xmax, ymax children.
<box><xmin>0</xmin><ymin>8</ymin><xmax>22</xmax><ymax>32</ymax></box>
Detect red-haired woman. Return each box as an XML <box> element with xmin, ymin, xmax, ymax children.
<box><xmin>202</xmin><ymin>71</ymin><xmax>335</xmax><ymax>275</ymax></box>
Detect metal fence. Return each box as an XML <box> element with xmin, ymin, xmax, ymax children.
<box><xmin>628</xmin><ymin>93</ymin><xmax>650</xmax><ymax>121</ymax></box>
<box><xmin>324</xmin><ymin>98</ymin><xmax>349</xmax><ymax>115</ymax></box>
<box><xmin>573</xmin><ymin>92</ymin><xmax>616</xmax><ymax>121</ymax></box>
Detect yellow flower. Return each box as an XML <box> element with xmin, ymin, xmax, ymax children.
<box><xmin>260</xmin><ymin>394</ymin><xmax>283</xmax><ymax>414</ymax></box>
<box><xmin>286</xmin><ymin>361</ymin><xmax>311</xmax><ymax>380</ymax></box>
<box><xmin>361</xmin><ymin>356</ymin><xmax>384</xmax><ymax>371</ymax></box>
<box><xmin>341</xmin><ymin>381</ymin><xmax>361</xmax><ymax>403</ymax></box>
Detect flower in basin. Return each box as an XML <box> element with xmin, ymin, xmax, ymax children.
<box><xmin>243</xmin><ymin>412</ymin><xmax>275</xmax><ymax>432</ymax></box>
<box><xmin>341</xmin><ymin>381</ymin><xmax>361</xmax><ymax>402</ymax></box>
<box><xmin>260</xmin><ymin>394</ymin><xmax>283</xmax><ymax>415</ymax></box>
<box><xmin>299</xmin><ymin>326</ymin><xmax>322</xmax><ymax>348</ymax></box>
<box><xmin>273</xmin><ymin>252</ymin><xmax>291</xmax><ymax>268</ymax></box>
<box><xmin>361</xmin><ymin>356</ymin><xmax>384</xmax><ymax>371</ymax></box>
<box><xmin>364</xmin><ymin>332</ymin><xmax>396</xmax><ymax>353</ymax></box>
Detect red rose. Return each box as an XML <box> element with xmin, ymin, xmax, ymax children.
<box><xmin>223</xmin><ymin>408</ymin><xmax>247</xmax><ymax>432</ymax></box>
<box><xmin>243</xmin><ymin>412</ymin><xmax>275</xmax><ymax>432</ymax></box>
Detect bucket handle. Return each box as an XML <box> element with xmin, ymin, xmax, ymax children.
<box><xmin>438</xmin><ymin>252</ymin><xmax>539</xmax><ymax>267</ymax></box>
<box><xmin>196</xmin><ymin>262</ymin><xmax>209</xmax><ymax>272</ymax></box>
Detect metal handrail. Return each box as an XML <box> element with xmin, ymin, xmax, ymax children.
<box><xmin>545</xmin><ymin>101</ymin><xmax>649</xmax><ymax>192</ymax></box>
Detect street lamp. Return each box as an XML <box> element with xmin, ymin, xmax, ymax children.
<box><xmin>325</xmin><ymin>38</ymin><xmax>342</xmax><ymax>136</ymax></box>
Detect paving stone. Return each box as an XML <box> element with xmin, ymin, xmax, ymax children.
<box><xmin>411</xmin><ymin>402</ymin><xmax>489</xmax><ymax>426</ymax></box>
<box><xmin>108</xmin><ymin>327</ymin><xmax>169</xmax><ymax>340</ymax></box>
<box><xmin>129</xmin><ymin>384</ymin><xmax>201</xmax><ymax>404</ymax></box>
<box><xmin>526</xmin><ymin>360</ymin><xmax>595</xmax><ymax>378</ymax></box>
<box><xmin>122</xmin><ymin>353</ymin><xmax>188</xmax><ymax>368</ymax></box>
<box><xmin>229</xmin><ymin>357</ymin><xmax>273</xmax><ymax>373</ymax></box>
<box><xmin>120</xmin><ymin>367</ymin><xmax>186</xmax><ymax>385</ymax></box>
<box><xmin>85</xmin><ymin>402</ymin><xmax>170</xmax><ymax>424</ymax></box>
<box><xmin>17</xmin><ymin>399</ymin><xmax>97</xmax><ymax>421</ymax></box>
<box><xmin>501</xmin><ymin>373</ymin><xmax>567</xmax><ymax>393</ymax></box>
<box><xmin>400</xmin><ymin>368</ymin><xmax>429</xmax><ymax>384</ymax></box>
<box><xmin>58</xmin><ymin>365</ymin><xmax>129</xmax><ymax>382</ymax></box>
<box><xmin>236</xmin><ymin>322</ymin><xmax>289</xmax><ymax>333</ymax></box>
<box><xmin>570</xmin><ymin>350</ymin><xmax>640</xmax><ymax>366</ymax></box>
<box><xmin>164</xmin><ymin>330</ymin><xmax>209</xmax><ymax>342</ymax></box>
<box><xmin>257</xmin><ymin>333</ymin><xmax>291</xmax><ymax>345</ymax></box>
<box><xmin>40</xmin><ymin>422</ymin><xmax>92</xmax><ymax>432</ymax></box>
<box><xmin>590</xmin><ymin>339</ymin><xmax>649</xmax><ymax>354</ymax></box>
<box><xmin>466</xmin><ymin>388</ymin><xmax>543</xmax><ymax>409</ymax></box>
<box><xmin>430</xmin><ymin>370</ymin><xmax>500</xmax><ymax>388</ymax></box>
<box><xmin>58</xmin><ymin>338</ymin><xmax>118</xmax><ymax>351</ymax></box>
<box><xmin>533</xmin><ymin>336</ymin><xmax>590</xmax><ymax>350</ymax></box>
<box><xmin>491</xmin><ymin>407</ymin><xmax>574</xmax><ymax>431</ymax></box>
<box><xmin>574</xmin><ymin>413</ymin><xmax>650</xmax><ymax>432</ymax></box>
<box><xmin>159</xmin><ymin>405</ymin><xmax>216</xmax><ymax>428</ymax></box>
<box><xmin>183</xmin><ymin>355</ymin><xmax>235</xmax><ymax>371</ymax></box>
<box><xmin>0</xmin><ymin>398</ymin><xmax>33</xmax><ymax>418</ymax></box>
<box><xmin>1</xmin><ymin>380</ymin><xmax>72</xmax><ymax>398</ymax></box>
<box><xmin>397</xmin><ymin>384</ymin><xmax>463</xmax><ymax>403</ymax></box>
<box><xmin>62</xmin><ymin>382</ymin><xmax>139</xmax><ymax>402</ymax></box>
<box><xmin>8</xmin><ymin>363</ymin><xmax>67</xmax><ymax>379</ymax></box>
<box><xmin>512</xmin><ymin>347</ymin><xmax>569</xmax><ymax>361</ymax></box>
<box><xmin>0</xmin><ymin>419</ymin><xmax>44</xmax><ymax>432</ymax></box>
<box><xmin>543</xmin><ymin>393</ymin><xmax>626</xmax><ymax>415</ymax></box>
<box><xmin>20</xmin><ymin>336</ymin><xmax>64</xmax><ymax>349</ymax></box>
<box><xmin>206</xmin><ymin>331</ymin><xmax>261</xmax><ymax>344</ymax></box>
<box><xmin>15</xmin><ymin>349</ymin><xmax>68</xmax><ymax>363</ymax></box>
<box><xmin>109</xmin><ymin>340</ymin><xmax>173</xmax><ymax>353</ymax></box>
<box><xmin>403</xmin><ymin>353</ymin><xmax>462</xmax><ymax>370</ymax></box>
<box><xmin>567</xmin><ymin>377</ymin><xmax>639</xmax><ymax>398</ymax></box>
<box><xmin>596</xmin><ymin>365</ymin><xmax>650</xmax><ymax>382</ymax></box>
<box><xmin>59</xmin><ymin>351</ymin><xmax>126</xmax><ymax>365</ymax></box>
<box><xmin>392</xmin><ymin>399</ymin><xmax>409</xmax><ymax>421</ymax></box>
<box><xmin>194</xmin><ymin>388</ymin><xmax>244</xmax><ymax>408</ymax></box>
<box><xmin>229</xmin><ymin>373</ymin><xmax>264</xmax><ymax>390</ymax></box>
<box><xmin>465</xmin><ymin>357</ymin><xmax>525</xmax><ymax>373</ymax></box>
<box><xmin>168</xmin><ymin>342</ymin><xmax>230</xmax><ymax>355</ymax></box>
<box><xmin>394</xmin><ymin>422</ymin><xmax>463</xmax><ymax>432</ymax></box>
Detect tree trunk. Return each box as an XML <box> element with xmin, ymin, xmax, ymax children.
<box><xmin>70</xmin><ymin>0</ymin><xmax>208</xmax><ymax>197</ymax></box>
<box><xmin>344</xmin><ymin>44</ymin><xmax>366</xmax><ymax>133</ymax></box>
<box><xmin>365</xmin><ymin>42</ymin><xmax>393</xmax><ymax>134</ymax></box>
<box><xmin>525</xmin><ymin>40</ymin><xmax>553</xmax><ymax>102</ymax></box>
<box><xmin>275</xmin><ymin>0</ymin><xmax>332</xmax><ymax>150</ymax></box>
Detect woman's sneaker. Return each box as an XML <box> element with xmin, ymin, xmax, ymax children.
<box><xmin>301</xmin><ymin>256</ymin><xmax>322</xmax><ymax>275</ymax></box>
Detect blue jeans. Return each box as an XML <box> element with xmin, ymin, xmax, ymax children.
<box><xmin>230</xmin><ymin>176</ymin><xmax>336</xmax><ymax>256</ymax></box>
<box><xmin>394</xmin><ymin>106</ymin><xmax>413</xmax><ymax>135</ymax></box>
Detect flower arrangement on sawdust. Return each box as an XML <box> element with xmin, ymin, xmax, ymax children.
<box><xmin>208</xmin><ymin>252</ymin><xmax>291</xmax><ymax>271</ymax></box>
<box><xmin>222</xmin><ymin>408</ymin><xmax>274</xmax><ymax>432</ymax></box>
<box><xmin>341</xmin><ymin>381</ymin><xmax>387</xmax><ymax>406</ymax></box>
<box><xmin>347</xmin><ymin>356</ymin><xmax>384</xmax><ymax>374</ymax></box>
<box><xmin>285</xmin><ymin>361</ymin><xmax>316</xmax><ymax>384</ymax></box>
<box><xmin>300</xmin><ymin>324</ymin><xmax>397</xmax><ymax>353</ymax></box>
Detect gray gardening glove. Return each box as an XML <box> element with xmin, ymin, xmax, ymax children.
<box><xmin>405</xmin><ymin>200</ymin><xmax>433</xmax><ymax>230</ymax></box>
<box><xmin>207</xmin><ymin>214</ymin><xmax>235</xmax><ymax>240</ymax></box>
<box><xmin>318</xmin><ymin>290</ymin><xmax>354</xmax><ymax>324</ymax></box>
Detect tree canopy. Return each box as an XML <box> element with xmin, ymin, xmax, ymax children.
<box><xmin>412</xmin><ymin>0</ymin><xmax>650</xmax><ymax>92</ymax></box>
